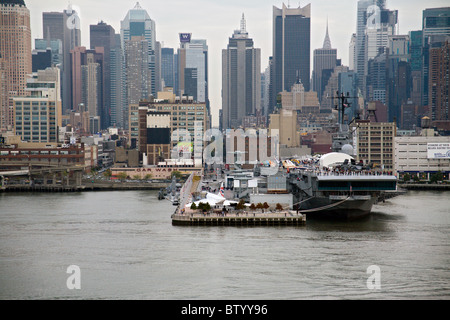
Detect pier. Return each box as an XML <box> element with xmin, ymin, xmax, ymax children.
<box><xmin>171</xmin><ymin>211</ymin><xmax>306</xmax><ymax>226</ymax></box>
<box><xmin>172</xmin><ymin>172</ymin><xmax>306</xmax><ymax>226</ymax></box>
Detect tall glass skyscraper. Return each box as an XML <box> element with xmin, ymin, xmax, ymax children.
<box><xmin>271</xmin><ymin>3</ymin><xmax>310</xmax><ymax>114</ymax></box>
<box><xmin>161</xmin><ymin>48</ymin><xmax>175</xmax><ymax>89</ymax></box>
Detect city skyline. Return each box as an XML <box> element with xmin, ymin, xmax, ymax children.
<box><xmin>22</xmin><ymin>0</ymin><xmax>450</xmax><ymax>127</ymax></box>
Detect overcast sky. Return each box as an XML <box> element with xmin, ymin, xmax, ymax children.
<box><xmin>26</xmin><ymin>0</ymin><xmax>448</xmax><ymax>126</ymax></box>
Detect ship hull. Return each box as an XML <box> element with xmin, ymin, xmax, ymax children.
<box><xmin>299</xmin><ymin>196</ymin><xmax>376</xmax><ymax>220</ymax></box>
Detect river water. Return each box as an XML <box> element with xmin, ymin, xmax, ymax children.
<box><xmin>0</xmin><ymin>189</ymin><xmax>449</xmax><ymax>300</ymax></box>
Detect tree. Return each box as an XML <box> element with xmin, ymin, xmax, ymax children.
<box><xmin>236</xmin><ymin>199</ymin><xmax>245</xmax><ymax>210</ymax></box>
<box><xmin>171</xmin><ymin>170</ymin><xmax>183</xmax><ymax>179</ymax></box>
<box><xmin>144</xmin><ymin>174</ymin><xmax>152</xmax><ymax>180</ymax></box>
<box><xmin>263</xmin><ymin>202</ymin><xmax>270</xmax><ymax>209</ymax></box>
<box><xmin>403</xmin><ymin>173</ymin><xmax>410</xmax><ymax>182</ymax></box>
<box><xmin>103</xmin><ymin>169</ymin><xmax>112</xmax><ymax>179</ymax></box>
<box><xmin>430</xmin><ymin>171</ymin><xmax>444</xmax><ymax>184</ymax></box>
<box><xmin>256</xmin><ymin>203</ymin><xmax>263</xmax><ymax>209</ymax></box>
<box><xmin>117</xmin><ymin>172</ymin><xmax>127</xmax><ymax>181</ymax></box>
<box><xmin>249</xmin><ymin>203</ymin><xmax>256</xmax><ymax>210</ymax></box>
<box><xmin>190</xmin><ymin>203</ymin><xmax>197</xmax><ymax>210</ymax></box>
<box><xmin>132</xmin><ymin>175</ymin><xmax>141</xmax><ymax>180</ymax></box>
<box><xmin>276</xmin><ymin>203</ymin><xmax>283</xmax><ymax>211</ymax></box>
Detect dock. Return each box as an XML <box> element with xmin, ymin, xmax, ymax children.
<box><xmin>171</xmin><ymin>211</ymin><xmax>306</xmax><ymax>226</ymax></box>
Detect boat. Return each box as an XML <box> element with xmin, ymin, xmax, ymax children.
<box><xmin>287</xmin><ymin>153</ymin><xmax>397</xmax><ymax>220</ymax></box>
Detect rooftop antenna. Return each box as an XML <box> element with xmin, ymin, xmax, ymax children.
<box><xmin>240</xmin><ymin>13</ymin><xmax>246</xmax><ymax>33</ymax></box>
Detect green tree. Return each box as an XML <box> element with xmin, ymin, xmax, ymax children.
<box><xmin>132</xmin><ymin>175</ymin><xmax>141</xmax><ymax>180</ymax></box>
<box><xmin>144</xmin><ymin>174</ymin><xmax>152</xmax><ymax>180</ymax></box>
<box><xmin>190</xmin><ymin>202</ymin><xmax>197</xmax><ymax>210</ymax></box>
<box><xmin>117</xmin><ymin>172</ymin><xmax>127</xmax><ymax>181</ymax></box>
<box><xmin>171</xmin><ymin>170</ymin><xmax>183</xmax><ymax>179</ymax></box>
<box><xmin>103</xmin><ymin>169</ymin><xmax>112</xmax><ymax>179</ymax></box>
<box><xmin>430</xmin><ymin>171</ymin><xmax>444</xmax><ymax>184</ymax></box>
<box><xmin>403</xmin><ymin>173</ymin><xmax>410</xmax><ymax>182</ymax></box>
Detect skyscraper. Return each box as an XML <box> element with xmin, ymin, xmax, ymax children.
<box><xmin>349</xmin><ymin>33</ymin><xmax>356</xmax><ymax>71</ymax></box>
<box><xmin>386</xmin><ymin>35</ymin><xmax>411</xmax><ymax>125</ymax></box>
<box><xmin>90</xmin><ymin>21</ymin><xmax>116</xmax><ymax>129</ymax></box>
<box><xmin>312</xmin><ymin>21</ymin><xmax>337</xmax><ymax>104</ymax></box>
<box><xmin>428</xmin><ymin>40</ymin><xmax>449</xmax><ymax>122</ymax></box>
<box><xmin>70</xmin><ymin>47</ymin><xmax>104</xmax><ymax>124</ymax></box>
<box><xmin>355</xmin><ymin>0</ymin><xmax>386</xmax><ymax>94</ymax></box>
<box><xmin>0</xmin><ymin>0</ymin><xmax>31</xmax><ymax>131</ymax></box>
<box><xmin>124</xmin><ymin>36</ymin><xmax>151</xmax><ymax>114</ymax></box>
<box><xmin>120</xmin><ymin>2</ymin><xmax>156</xmax><ymax>97</ymax></box>
<box><xmin>161</xmin><ymin>47</ymin><xmax>175</xmax><ymax>89</ymax></box>
<box><xmin>42</xmin><ymin>5</ymin><xmax>81</xmax><ymax>114</ymax></box>
<box><xmin>110</xmin><ymin>33</ymin><xmax>125</xmax><ymax>128</ymax></box>
<box><xmin>272</xmin><ymin>3</ymin><xmax>310</xmax><ymax>113</ymax></box>
<box><xmin>222</xmin><ymin>14</ymin><xmax>261</xmax><ymax>130</ymax></box>
<box><xmin>177</xmin><ymin>35</ymin><xmax>209</xmax><ymax>106</ymax></box>
<box><xmin>421</xmin><ymin>7</ymin><xmax>450</xmax><ymax>107</ymax></box>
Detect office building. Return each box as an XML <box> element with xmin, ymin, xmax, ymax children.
<box><xmin>0</xmin><ymin>0</ymin><xmax>32</xmax><ymax>131</ymax></box>
<box><xmin>428</xmin><ymin>40</ymin><xmax>449</xmax><ymax>122</ymax></box>
<box><xmin>353</xmin><ymin>120</ymin><xmax>396</xmax><ymax>170</ymax></box>
<box><xmin>421</xmin><ymin>7</ymin><xmax>450</xmax><ymax>107</ymax></box>
<box><xmin>349</xmin><ymin>33</ymin><xmax>356</xmax><ymax>71</ymax></box>
<box><xmin>177</xmin><ymin>35</ymin><xmax>209</xmax><ymax>107</ymax></box>
<box><xmin>42</xmin><ymin>5</ymin><xmax>81</xmax><ymax>113</ymax></box>
<box><xmin>272</xmin><ymin>3</ymin><xmax>311</xmax><ymax>112</ymax></box>
<box><xmin>338</xmin><ymin>71</ymin><xmax>359</xmax><ymax>122</ymax></box>
<box><xmin>386</xmin><ymin>35</ymin><xmax>411</xmax><ymax>125</ymax></box>
<box><xmin>313</xmin><ymin>21</ymin><xmax>337</xmax><ymax>104</ymax></box>
<box><xmin>222</xmin><ymin>14</ymin><xmax>261</xmax><ymax>129</ymax></box>
<box><xmin>124</xmin><ymin>36</ymin><xmax>152</xmax><ymax>115</ymax></box>
<box><xmin>355</xmin><ymin>0</ymin><xmax>380</xmax><ymax>93</ymax></box>
<box><xmin>395</xmin><ymin>120</ymin><xmax>450</xmax><ymax>179</ymax></box>
<box><xmin>110</xmin><ymin>33</ymin><xmax>125</xmax><ymax>128</ymax></box>
<box><xmin>120</xmin><ymin>2</ymin><xmax>156</xmax><ymax>97</ymax></box>
<box><xmin>13</xmin><ymin>67</ymin><xmax>62</xmax><ymax>143</ymax></box>
<box><xmin>409</xmin><ymin>30</ymin><xmax>423</xmax><ymax>109</ymax></box>
<box><xmin>90</xmin><ymin>21</ymin><xmax>116</xmax><ymax>128</ymax></box>
<box><xmin>70</xmin><ymin>47</ymin><xmax>104</xmax><ymax>126</ymax></box>
<box><xmin>161</xmin><ymin>47</ymin><xmax>175</xmax><ymax>89</ymax></box>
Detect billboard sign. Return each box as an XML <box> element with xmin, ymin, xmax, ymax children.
<box><xmin>427</xmin><ymin>142</ymin><xmax>450</xmax><ymax>159</ymax></box>
<box><xmin>179</xmin><ymin>33</ymin><xmax>191</xmax><ymax>43</ymax></box>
